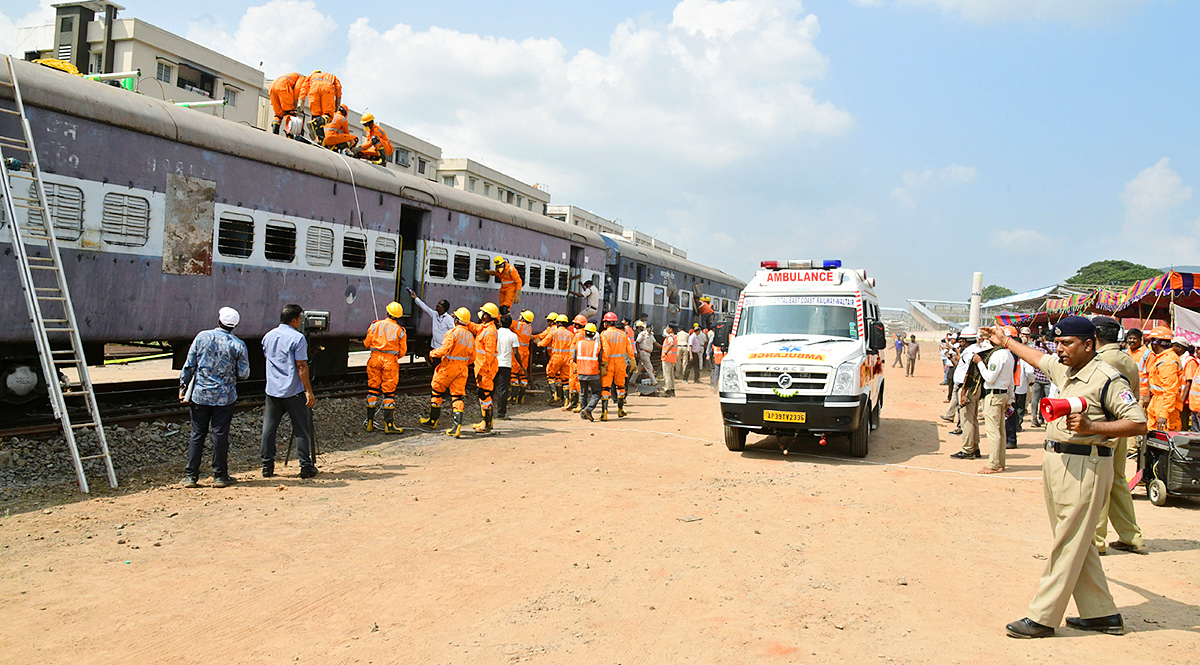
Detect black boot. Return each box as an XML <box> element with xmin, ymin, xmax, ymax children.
<box><xmin>365</xmin><ymin>406</ymin><xmax>377</xmax><ymax>432</ymax></box>
<box><xmin>617</xmin><ymin>398</ymin><xmax>627</xmax><ymax>418</ymax></box>
<box><xmin>271</xmin><ymin>119</ymin><xmax>281</xmax><ymax>135</ymax></box>
<box><xmin>419</xmin><ymin>406</ymin><xmax>441</xmax><ymax>429</ymax></box>
<box><xmin>445</xmin><ymin>411</ymin><xmax>463</xmax><ymax>437</ymax></box>
<box><xmin>384</xmin><ymin>407</ymin><xmax>402</xmax><ymax>434</ymax></box>
<box><xmin>474</xmin><ymin>407</ymin><xmax>493</xmax><ymax>433</ymax></box>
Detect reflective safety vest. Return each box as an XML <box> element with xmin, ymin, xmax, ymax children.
<box><xmin>600</xmin><ymin>327</ymin><xmax>628</xmax><ymax>360</ymax></box>
<box><xmin>1137</xmin><ymin>346</ymin><xmax>1153</xmax><ymax>398</ymax></box>
<box><xmin>624</xmin><ymin>325</ymin><xmax>636</xmax><ymax>349</ymax></box>
<box><xmin>512</xmin><ymin>319</ymin><xmax>532</xmax><ymax>348</ymax></box>
<box><xmin>431</xmin><ymin>325</ymin><xmax>474</xmax><ymax>365</ymax></box>
<box><xmin>499</xmin><ymin>263</ymin><xmax>522</xmax><ymax>288</ymax></box>
<box><xmin>575</xmin><ymin>338</ymin><xmax>601</xmax><ymax>375</ymax></box>
<box><xmin>365</xmin><ymin>318</ymin><xmax>407</xmax><ymax>356</ymax></box>
<box><xmin>1184</xmin><ymin>355</ymin><xmax>1198</xmax><ymax>407</ymax></box>
<box><xmin>662</xmin><ymin>335</ymin><xmax>678</xmax><ymax>364</ymax></box>
<box><xmin>713</xmin><ymin>346</ymin><xmax>725</xmax><ymax>365</ymax></box>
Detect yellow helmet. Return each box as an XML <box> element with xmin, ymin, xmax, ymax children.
<box><xmin>556</xmin><ymin>314</ymin><xmax>569</xmax><ymax>323</ymax></box>
<box><xmin>700</xmin><ymin>296</ymin><xmax>711</xmax><ymax>302</ymax></box>
<box><xmin>479</xmin><ymin>302</ymin><xmax>500</xmax><ymax>320</ymax></box>
<box><xmin>361</xmin><ymin>112</ymin><xmax>374</xmax><ymax>124</ymax></box>
<box><xmin>454</xmin><ymin>307</ymin><xmax>472</xmax><ymax>323</ymax></box>
<box><xmin>385</xmin><ymin>301</ymin><xmax>403</xmax><ymax>318</ymax></box>
<box><xmin>522</xmin><ymin>310</ymin><xmax>535</xmax><ymax>322</ymax></box>
<box><xmin>493</xmin><ymin>256</ymin><xmax>506</xmax><ymax>265</ymax></box>
<box><xmin>584</xmin><ymin>323</ymin><xmax>597</xmax><ymax>334</ymax></box>
<box><xmin>545</xmin><ymin>311</ymin><xmax>558</xmax><ymax>321</ymax></box>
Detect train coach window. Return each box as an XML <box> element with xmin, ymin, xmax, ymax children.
<box><xmin>653</xmin><ymin>286</ymin><xmax>666</xmax><ymax>307</ymax></box>
<box><xmin>453</xmin><ymin>251</ymin><xmax>471</xmax><ymax>281</ymax></box>
<box><xmin>474</xmin><ymin>255</ymin><xmax>491</xmax><ymax>283</ymax></box>
<box><xmin>216</xmin><ymin>213</ymin><xmax>255</xmax><ymax>258</ymax></box>
<box><xmin>427</xmin><ymin>247</ymin><xmax>448</xmax><ymax>278</ymax></box>
<box><xmin>26</xmin><ymin>182</ymin><xmax>83</xmax><ymax>241</ymax></box>
<box><xmin>101</xmin><ymin>193</ymin><xmax>150</xmax><ymax>247</ymax></box>
<box><xmin>513</xmin><ymin>261</ymin><xmax>526</xmax><ymax>284</ymax></box>
<box><xmin>305</xmin><ymin>226</ymin><xmax>334</xmax><ymax>266</ymax></box>
<box><xmin>528</xmin><ymin>264</ymin><xmax>541</xmax><ymax>290</ymax></box>
<box><xmin>558</xmin><ymin>270</ymin><xmax>569</xmax><ymax>292</ymax></box>
<box><xmin>543</xmin><ymin>267</ymin><xmax>556</xmax><ymax>290</ymax></box>
<box><xmin>680</xmin><ymin>290</ymin><xmax>692</xmax><ymax>310</ymax></box>
<box><xmin>342</xmin><ymin>234</ymin><xmax>368</xmax><ymax>269</ymax></box>
<box><xmin>264</xmin><ymin>221</ymin><xmax>297</xmax><ymax>263</ymax></box>
<box><xmin>620</xmin><ymin>281</ymin><xmax>631</xmax><ymax>302</ymax></box>
<box><xmin>374</xmin><ymin>237</ymin><xmax>397</xmax><ymax>273</ymax></box>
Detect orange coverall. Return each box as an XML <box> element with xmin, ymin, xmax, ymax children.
<box><xmin>357</xmin><ymin>124</ymin><xmax>394</xmax><ymax>162</ymax></box>
<box><xmin>568</xmin><ymin>327</ymin><xmax>586</xmax><ymax>393</ymax></box>
<box><xmin>510</xmin><ymin>318</ymin><xmax>532</xmax><ymax>388</ymax></box>
<box><xmin>364</xmin><ymin>318</ymin><xmax>406</xmax><ymax>410</ymax></box>
<box><xmin>467</xmin><ymin>322</ymin><xmax>499</xmax><ymax>411</ymax></box>
<box><xmin>323</xmin><ymin>110</ymin><xmax>357</xmax><ymax>150</ymax></box>
<box><xmin>496</xmin><ymin>263</ymin><xmax>523</xmax><ymax>310</ymax></box>
<box><xmin>600</xmin><ymin>326</ymin><xmax>629</xmax><ymax>401</ymax></box>
<box><xmin>1147</xmin><ymin>348</ymin><xmax>1183</xmax><ymax>430</ymax></box>
<box><xmin>269</xmin><ymin>73</ymin><xmax>305</xmax><ymax>127</ymax></box>
<box><xmin>430</xmin><ymin>325</ymin><xmax>475</xmax><ymax>413</ymax></box>
<box><xmin>300</xmin><ymin>71</ymin><xmax>341</xmax><ymax>118</ymax></box>
<box><xmin>539</xmin><ymin>326</ymin><xmax>572</xmax><ymax>386</ymax></box>
<box><xmin>1136</xmin><ymin>346</ymin><xmax>1153</xmax><ymax>402</ymax></box>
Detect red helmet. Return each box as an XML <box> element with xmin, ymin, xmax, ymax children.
<box><xmin>573</xmin><ymin>314</ymin><xmax>587</xmax><ymax>326</ymax></box>
<box><xmin>602</xmin><ymin>311</ymin><xmax>618</xmax><ymax>322</ymax></box>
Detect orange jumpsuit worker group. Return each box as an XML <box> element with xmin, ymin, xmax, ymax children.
<box><xmin>510</xmin><ymin>310</ymin><xmax>534</xmax><ymax>404</ymax></box>
<box><xmin>298</xmin><ymin>70</ymin><xmax>342</xmax><ymax>142</ymax></box>
<box><xmin>268</xmin><ymin>72</ymin><xmax>306</xmax><ymax>136</ymax></box>
<box><xmin>364</xmin><ymin>302</ymin><xmax>407</xmax><ymax>434</ymax></box>
<box><xmin>322</xmin><ymin>105</ymin><xmax>357</xmax><ymax>152</ymax></box>
<box><xmin>599</xmin><ymin>312</ymin><xmax>630</xmax><ymax>420</ymax></box>
<box><xmin>356</xmin><ymin>113</ymin><xmax>393</xmax><ymax>165</ymax></box>
<box><xmin>574</xmin><ymin>324</ymin><xmax>604</xmax><ymax>421</ymax></box>
<box><xmin>420</xmin><ymin>308</ymin><xmax>476</xmax><ymax>438</ymax></box>
<box><xmin>486</xmin><ymin>256</ymin><xmax>523</xmax><ymax>316</ymax></box>
<box><xmin>1145</xmin><ymin>326</ymin><xmax>1183</xmax><ymax>431</ymax></box>
<box><xmin>466</xmin><ymin>303</ymin><xmax>500</xmax><ymax>434</ymax></box>
<box><xmin>538</xmin><ymin>314</ymin><xmax>572</xmax><ymax>404</ymax></box>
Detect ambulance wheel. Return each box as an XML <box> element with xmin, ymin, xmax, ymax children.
<box><xmin>724</xmin><ymin>425</ymin><xmax>746</xmax><ymax>451</ymax></box>
<box><xmin>1148</xmin><ymin>479</ymin><xmax>1168</xmax><ymax>507</ymax></box>
<box><xmin>848</xmin><ymin>408</ymin><xmax>869</xmax><ymax>458</ymax></box>
<box><xmin>869</xmin><ymin>400</ymin><xmax>881</xmax><ymax>431</ymax></box>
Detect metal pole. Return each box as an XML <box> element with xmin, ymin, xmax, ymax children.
<box><xmin>969</xmin><ymin>272</ymin><xmax>983</xmax><ymax>330</ymax></box>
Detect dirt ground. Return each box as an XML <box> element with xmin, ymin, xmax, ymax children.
<box><xmin>2</xmin><ymin>355</ymin><xmax>1198</xmax><ymax>665</ymax></box>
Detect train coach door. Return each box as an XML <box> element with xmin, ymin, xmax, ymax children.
<box><xmin>567</xmin><ymin>244</ymin><xmax>584</xmax><ymax>316</ymax></box>
<box><xmin>634</xmin><ymin>263</ymin><xmax>646</xmax><ymax>318</ymax></box>
<box><xmin>395</xmin><ymin>205</ymin><xmax>426</xmax><ymax>323</ymax></box>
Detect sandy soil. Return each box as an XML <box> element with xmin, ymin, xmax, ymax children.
<box><xmin>2</xmin><ymin>356</ymin><xmax>1198</xmax><ymax>665</ymax></box>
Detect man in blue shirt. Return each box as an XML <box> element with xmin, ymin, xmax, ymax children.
<box><xmin>179</xmin><ymin>307</ymin><xmax>250</xmax><ymax>488</ymax></box>
<box><xmin>260</xmin><ymin>304</ymin><xmax>318</xmax><ymax>478</ymax></box>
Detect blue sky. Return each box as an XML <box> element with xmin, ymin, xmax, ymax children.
<box><xmin>3</xmin><ymin>0</ymin><xmax>1198</xmax><ymax>307</ymax></box>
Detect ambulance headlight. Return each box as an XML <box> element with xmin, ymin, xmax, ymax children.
<box><xmin>832</xmin><ymin>362</ymin><xmax>858</xmax><ymax>395</ymax></box>
<box><xmin>720</xmin><ymin>363</ymin><xmax>743</xmax><ymax>394</ymax></box>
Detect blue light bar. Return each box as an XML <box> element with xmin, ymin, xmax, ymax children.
<box><xmin>823</xmin><ymin>259</ymin><xmax>842</xmax><ymax>269</ymax></box>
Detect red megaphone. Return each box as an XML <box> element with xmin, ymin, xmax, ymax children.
<box><xmin>1040</xmin><ymin>397</ymin><xmax>1088</xmax><ymax>422</ymax></box>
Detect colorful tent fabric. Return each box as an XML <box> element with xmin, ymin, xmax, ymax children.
<box><xmin>994</xmin><ymin>311</ymin><xmax>1034</xmax><ymax>326</ymax></box>
<box><xmin>1098</xmin><ymin>271</ymin><xmax>1200</xmax><ymax>315</ymax></box>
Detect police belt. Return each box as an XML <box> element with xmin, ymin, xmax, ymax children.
<box><xmin>983</xmin><ymin>388</ymin><xmax>1007</xmax><ymax>395</ymax></box>
<box><xmin>370</xmin><ymin>348</ymin><xmax>399</xmax><ymax>355</ymax></box>
<box><xmin>1044</xmin><ymin>441</ymin><xmax>1113</xmax><ymax>457</ymax></box>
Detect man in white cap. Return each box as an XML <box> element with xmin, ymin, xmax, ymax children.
<box><xmin>179</xmin><ymin>307</ymin><xmax>250</xmax><ymax>488</ymax></box>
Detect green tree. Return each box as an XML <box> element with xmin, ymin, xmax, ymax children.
<box><xmin>982</xmin><ymin>284</ymin><xmax>1015</xmax><ymax>301</ymax></box>
<box><xmin>1064</xmin><ymin>260</ymin><xmax>1161</xmax><ymax>287</ymax></box>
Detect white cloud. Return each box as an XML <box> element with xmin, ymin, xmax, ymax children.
<box><xmin>0</xmin><ymin>1</ymin><xmax>55</xmax><ymax>57</ymax></box>
<box><xmin>990</xmin><ymin>228</ymin><xmax>1049</xmax><ymax>249</ymax></box>
<box><xmin>890</xmin><ymin>164</ymin><xmax>976</xmax><ymax>209</ymax></box>
<box><xmin>185</xmin><ymin>0</ymin><xmax>336</xmax><ymax>76</ymax></box>
<box><xmin>855</xmin><ymin>0</ymin><xmax>1150</xmax><ymax>23</ymax></box>
<box><xmin>1119</xmin><ymin>158</ymin><xmax>1200</xmax><ymax>265</ymax></box>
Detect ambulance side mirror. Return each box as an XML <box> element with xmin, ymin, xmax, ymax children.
<box><xmin>867</xmin><ymin>320</ymin><xmax>887</xmax><ymax>351</ymax></box>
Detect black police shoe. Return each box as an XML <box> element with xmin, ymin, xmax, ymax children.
<box><xmin>950</xmin><ymin>450</ymin><xmax>981</xmax><ymax>459</ymax></box>
<box><xmin>1006</xmin><ymin>618</ymin><xmax>1055</xmax><ymax>638</ymax></box>
<box><xmin>1065</xmin><ymin>614</ymin><xmax>1123</xmax><ymax>634</ymax></box>
<box><xmin>299</xmin><ymin>466</ymin><xmax>319</xmax><ymax>479</ymax></box>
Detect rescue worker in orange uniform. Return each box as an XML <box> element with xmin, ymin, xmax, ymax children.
<box><xmin>1134</xmin><ymin>331</ymin><xmax>1154</xmax><ymax>405</ymax></box>
<box><xmin>563</xmin><ymin>314</ymin><xmax>588</xmax><ymax>412</ymax></box>
<box><xmin>1145</xmin><ymin>326</ymin><xmax>1183</xmax><ymax>431</ymax></box>
<box><xmin>538</xmin><ymin>314</ymin><xmax>572</xmax><ymax>403</ymax></box>
<box><xmin>268</xmin><ymin>72</ymin><xmax>306</xmax><ymax>136</ymax></box>
<box><xmin>356</xmin><ymin>113</ymin><xmax>393</xmax><ymax>165</ymax></box>
<box><xmin>575</xmin><ymin>323</ymin><xmax>605</xmax><ymax>421</ymax></box>
<box><xmin>486</xmin><ymin>256</ymin><xmax>523</xmax><ymax>316</ymax></box>
<box><xmin>697</xmin><ymin>295</ymin><xmax>715</xmax><ymax>328</ymax></box>
<box><xmin>1174</xmin><ymin>340</ymin><xmax>1195</xmax><ymax>429</ymax></box>
<box><xmin>599</xmin><ymin>312</ymin><xmax>630</xmax><ymax>420</ymax></box>
<box><xmin>420</xmin><ymin>307</ymin><xmax>475</xmax><ymax>437</ymax></box>
<box><xmin>322</xmin><ymin>105</ymin><xmax>358</xmax><ymax>152</ymax></box>
<box><xmin>1187</xmin><ymin>343</ymin><xmax>1200</xmax><ymax>433</ymax></box>
<box><xmin>465</xmin><ymin>302</ymin><xmax>500</xmax><ymax>433</ymax></box>
<box><xmin>298</xmin><ymin>70</ymin><xmax>342</xmax><ymax>142</ymax></box>
<box><xmin>364</xmin><ymin>302</ymin><xmax>407</xmax><ymax>433</ymax></box>
<box><xmin>510</xmin><ymin>310</ymin><xmax>534</xmax><ymax>404</ymax></box>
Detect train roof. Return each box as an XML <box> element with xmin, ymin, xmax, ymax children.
<box><xmin>600</xmin><ymin>233</ymin><xmax>745</xmax><ymax>288</ymax></box>
<box><xmin>2</xmin><ymin>59</ymin><xmax>606</xmax><ymax>250</ymax></box>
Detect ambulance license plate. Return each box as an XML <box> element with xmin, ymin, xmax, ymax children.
<box><xmin>763</xmin><ymin>410</ymin><xmax>805</xmax><ymax>423</ymax></box>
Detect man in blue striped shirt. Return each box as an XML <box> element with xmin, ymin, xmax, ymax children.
<box><xmin>179</xmin><ymin>307</ymin><xmax>250</xmax><ymax>488</ymax></box>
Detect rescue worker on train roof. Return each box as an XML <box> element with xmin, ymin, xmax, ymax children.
<box><xmin>485</xmin><ymin>256</ymin><xmax>523</xmax><ymax>317</ymax></box>
<box><xmin>464</xmin><ymin>302</ymin><xmax>501</xmax><ymax>434</ymax></box>
<box><xmin>420</xmin><ymin>307</ymin><xmax>476</xmax><ymax>438</ymax></box>
<box><xmin>299</xmin><ymin>69</ymin><xmax>342</xmax><ymax>143</ymax></box>
<box><xmin>356</xmin><ymin>113</ymin><xmax>394</xmax><ymax>166</ymax></box>
<box><xmin>599</xmin><ymin>312</ymin><xmax>631</xmax><ymax>421</ymax></box>
<box><xmin>268</xmin><ymin>72</ymin><xmax>306</xmax><ymax>137</ymax></box>
<box><xmin>364</xmin><ymin>302</ymin><xmax>407</xmax><ymax>434</ymax></box>
<box><xmin>322</xmin><ymin>105</ymin><xmax>358</xmax><ymax>153</ymax></box>
<box><xmin>563</xmin><ymin>314</ymin><xmax>589</xmax><ymax>413</ymax></box>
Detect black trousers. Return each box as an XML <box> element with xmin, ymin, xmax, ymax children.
<box><xmin>186</xmin><ymin>403</ymin><xmax>234</xmax><ymax>478</ymax></box>
<box><xmin>261</xmin><ymin>394</ymin><xmax>314</xmax><ymax>469</ymax></box>
<box><xmin>687</xmin><ymin>355</ymin><xmax>701</xmax><ymax>382</ymax></box>
<box><xmin>495</xmin><ymin>366</ymin><xmax>512</xmax><ymax>417</ymax></box>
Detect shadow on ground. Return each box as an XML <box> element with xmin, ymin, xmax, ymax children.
<box><xmin>737</xmin><ymin>416</ymin><xmax>942</xmax><ymax>465</ymax></box>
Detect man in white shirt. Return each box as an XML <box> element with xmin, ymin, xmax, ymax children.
<box><xmin>494</xmin><ymin>314</ymin><xmax>521</xmax><ymax>419</ymax></box>
<box><xmin>948</xmin><ymin>329</ymin><xmax>984</xmax><ymax>458</ymax></box>
<box><xmin>407</xmin><ymin>288</ymin><xmax>455</xmax><ymax>356</ymax></box>
<box><xmin>576</xmin><ymin>280</ymin><xmax>599</xmax><ymax>320</ymax></box>
<box><xmin>634</xmin><ymin>322</ymin><xmax>658</xmax><ymax>388</ymax></box>
<box><xmin>675</xmin><ymin>326</ymin><xmax>690</xmax><ymax>377</ymax></box>
<box><xmin>974</xmin><ymin>328</ymin><xmax>1016</xmax><ymax>474</ymax></box>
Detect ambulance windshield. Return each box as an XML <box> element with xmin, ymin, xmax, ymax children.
<box><xmin>737</xmin><ymin>296</ymin><xmax>859</xmax><ymax>339</ymax></box>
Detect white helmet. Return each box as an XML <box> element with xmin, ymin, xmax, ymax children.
<box><xmin>959</xmin><ymin>327</ymin><xmax>978</xmax><ymax>339</ymax></box>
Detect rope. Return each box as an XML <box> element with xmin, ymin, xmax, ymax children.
<box><xmin>333</xmin><ymin>151</ymin><xmax>379</xmax><ymax>317</ymax></box>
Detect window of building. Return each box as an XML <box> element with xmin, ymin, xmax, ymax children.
<box><xmin>60</xmin><ymin>16</ymin><xmax>74</xmax><ymax>32</ymax></box>
<box><xmin>305</xmin><ymin>226</ymin><xmax>334</xmax><ymax>266</ymax></box>
<box><xmin>100</xmin><ymin>193</ymin><xmax>150</xmax><ymax>246</ymax></box>
<box><xmin>374</xmin><ymin>237</ymin><xmax>397</xmax><ymax>273</ymax></box>
<box><xmin>557</xmin><ymin>270</ymin><xmax>569</xmax><ymax>292</ymax></box>
<box><xmin>452</xmin><ymin>251</ymin><xmax>471</xmax><ymax>281</ymax></box>
<box><xmin>176</xmin><ymin>63</ymin><xmax>215</xmax><ymax>98</ymax></box>
<box><xmin>155</xmin><ymin>61</ymin><xmax>172</xmax><ymax>84</ymax></box>
<box><xmin>528</xmin><ymin>201</ymin><xmax>534</xmax><ymax>211</ymax></box>
<box><xmin>528</xmin><ymin>264</ymin><xmax>541</xmax><ymax>290</ymax></box>
<box><xmin>418</xmin><ymin>158</ymin><xmax>427</xmax><ymax>175</ymax></box>
<box><xmin>393</xmin><ymin>149</ymin><xmax>411</xmax><ymax>167</ymax></box>
<box><xmin>263</xmin><ymin>221</ymin><xmax>296</xmax><ymax>263</ymax></box>
<box><xmin>342</xmin><ymin>234</ymin><xmax>367</xmax><ymax>269</ymax></box>
<box><xmin>653</xmin><ymin>286</ymin><xmax>666</xmax><ymax>306</ymax></box>
<box><xmin>515</xmin><ymin>195</ymin><xmax>522</xmax><ymax>207</ymax></box>
<box><xmin>426</xmin><ymin>247</ymin><xmax>449</xmax><ymax>278</ymax></box>
<box><xmin>442</xmin><ymin>175</ymin><xmax>455</xmax><ymax>187</ymax></box>
<box><xmin>222</xmin><ymin>87</ymin><xmax>238</xmax><ymax>108</ymax></box>
<box><xmin>468</xmin><ymin>177</ymin><xmax>476</xmax><ymax>192</ymax></box>
<box><xmin>216</xmin><ymin>213</ymin><xmax>254</xmax><ymax>258</ymax></box>
<box><xmin>513</xmin><ymin>261</ymin><xmax>526</xmax><ymax>284</ymax></box>
<box><xmin>543</xmin><ymin>266</ymin><xmax>556</xmax><ymax>290</ymax></box>
<box><xmin>506</xmin><ymin>191</ymin><xmax>515</xmax><ymax>204</ymax></box>
<box><xmin>483</xmin><ymin>183</ymin><xmax>491</xmax><ymax>196</ymax></box>
<box><xmin>474</xmin><ymin>255</ymin><xmax>491</xmax><ymax>283</ymax></box>
<box><xmin>620</xmin><ymin>281</ymin><xmax>631</xmax><ymax>302</ymax></box>
<box><xmin>26</xmin><ymin>182</ymin><xmax>83</xmax><ymax>241</ymax></box>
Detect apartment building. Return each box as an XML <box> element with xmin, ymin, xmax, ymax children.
<box><xmin>435</xmin><ymin>158</ymin><xmax>550</xmax><ymax>215</ymax></box>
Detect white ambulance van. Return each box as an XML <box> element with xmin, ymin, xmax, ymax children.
<box><xmin>718</xmin><ymin>260</ymin><xmax>887</xmax><ymax>457</ymax></box>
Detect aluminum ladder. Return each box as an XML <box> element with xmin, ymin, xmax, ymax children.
<box><xmin>0</xmin><ymin>55</ymin><xmax>116</xmax><ymax>493</ymax></box>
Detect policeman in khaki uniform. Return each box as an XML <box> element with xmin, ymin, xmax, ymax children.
<box><xmin>1092</xmin><ymin>317</ymin><xmax>1145</xmax><ymax>555</ymax></box>
<box><xmin>979</xmin><ymin>317</ymin><xmax>1146</xmax><ymax>639</ymax></box>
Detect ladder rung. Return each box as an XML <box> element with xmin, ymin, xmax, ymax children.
<box><xmin>38</xmin><ymin>296</ymin><xmax>67</xmax><ymax>301</ymax></box>
<box><xmin>71</xmin><ymin>422</ymin><xmax>96</xmax><ymax>429</ymax></box>
<box><xmin>44</xmin><ymin>327</ymin><xmax>75</xmax><ymax>333</ymax></box>
<box><xmin>27</xmin><ymin>256</ymin><xmax>55</xmax><ymax>262</ymax></box>
<box><xmin>43</xmin><ymin>318</ymin><xmax>69</xmax><ymax>323</ymax></box>
<box><xmin>61</xmin><ymin>391</ymin><xmax>87</xmax><ymax>397</ymax></box>
<box><xmin>54</xmin><ymin>358</ymin><xmax>81</xmax><ymax>365</ymax></box>
<box><xmin>6</xmin><ymin>172</ymin><xmax>36</xmax><ymax>180</ymax></box>
<box><xmin>29</xmin><ymin>265</ymin><xmax>61</xmax><ymax>270</ymax></box>
<box><xmin>0</xmin><ymin>107</ymin><xmax>18</xmax><ymax>115</ymax></box>
<box><xmin>10</xmin><ymin>195</ymin><xmax>41</xmax><ymax>202</ymax></box>
<box><xmin>0</xmin><ymin>143</ymin><xmax>30</xmax><ymax>153</ymax></box>
<box><xmin>79</xmin><ymin>454</ymin><xmax>109</xmax><ymax>461</ymax></box>
<box><xmin>35</xmin><ymin>287</ymin><xmax>62</xmax><ymax>292</ymax></box>
<box><xmin>51</xmin><ymin>349</ymin><xmax>77</xmax><ymax>354</ymax></box>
